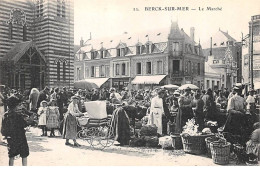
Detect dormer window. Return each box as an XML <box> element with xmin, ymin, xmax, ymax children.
<box><xmin>146</xmin><ymin>44</ymin><xmax>153</xmax><ymax>54</ymax></box>
<box><xmin>91</xmin><ymin>51</ymin><xmax>97</xmax><ymax>59</ymax></box>
<box><xmin>136</xmin><ymin>46</ymin><xmax>142</xmax><ymax>55</ymax></box>
<box><xmin>116</xmin><ymin>48</ymin><xmax>125</xmax><ymax>57</ymax></box>
<box><xmin>100</xmin><ymin>50</ymin><xmax>106</xmax><ymax>58</ymax></box>
<box><xmin>172</xmin><ymin>42</ymin><xmax>179</xmax><ymax>51</ymax></box>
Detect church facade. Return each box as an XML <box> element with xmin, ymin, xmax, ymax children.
<box><xmin>0</xmin><ymin>0</ymin><xmax>74</xmax><ymax>91</ymax></box>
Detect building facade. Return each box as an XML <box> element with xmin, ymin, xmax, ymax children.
<box><xmin>202</xmin><ymin>29</ymin><xmax>242</xmax><ymax>90</ymax></box>
<box><xmin>0</xmin><ymin>0</ymin><xmax>74</xmax><ymax>90</ymax></box>
<box><xmin>74</xmin><ymin>21</ymin><xmax>204</xmax><ymax>90</ymax></box>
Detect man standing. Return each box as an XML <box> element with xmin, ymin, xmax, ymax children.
<box><xmin>37</xmin><ymin>87</ymin><xmax>50</xmax><ymax>109</ymax></box>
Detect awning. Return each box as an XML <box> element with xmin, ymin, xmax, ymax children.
<box><xmin>131</xmin><ymin>75</ymin><xmax>167</xmax><ymax>84</ymax></box>
<box><xmin>74</xmin><ymin>78</ymin><xmax>109</xmax><ymax>89</ymax></box>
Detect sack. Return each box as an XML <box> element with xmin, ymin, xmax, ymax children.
<box><xmin>159</xmin><ymin>136</ymin><xmax>173</xmax><ymax>149</ymax></box>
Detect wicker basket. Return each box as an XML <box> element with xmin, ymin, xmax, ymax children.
<box><xmin>205</xmin><ymin>136</ymin><xmax>220</xmax><ymax>158</ymax></box>
<box><xmin>210</xmin><ymin>141</ymin><xmax>231</xmax><ymax>165</ymax></box>
<box><xmin>181</xmin><ymin>134</ymin><xmax>214</xmax><ymax>155</ymax></box>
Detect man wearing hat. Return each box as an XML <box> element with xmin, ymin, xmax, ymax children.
<box><xmin>37</xmin><ymin>87</ymin><xmax>50</xmax><ymax>109</ymax></box>
<box><xmin>224</xmin><ymin>86</ymin><xmax>247</xmax><ymax>140</ymax></box>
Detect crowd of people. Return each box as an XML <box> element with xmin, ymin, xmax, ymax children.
<box><xmin>0</xmin><ymin>84</ymin><xmax>260</xmax><ymax>165</ymax></box>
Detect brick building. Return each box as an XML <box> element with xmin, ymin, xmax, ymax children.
<box><xmin>0</xmin><ymin>0</ymin><xmax>74</xmax><ymax>90</ymax></box>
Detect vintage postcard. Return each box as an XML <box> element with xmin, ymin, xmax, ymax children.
<box><xmin>0</xmin><ymin>0</ymin><xmax>260</xmax><ymax>166</ymax></box>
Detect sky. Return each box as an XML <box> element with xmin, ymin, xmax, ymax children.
<box><xmin>74</xmin><ymin>0</ymin><xmax>260</xmax><ymax>48</ymax></box>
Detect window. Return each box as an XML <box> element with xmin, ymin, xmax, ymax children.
<box><xmin>105</xmin><ymin>66</ymin><xmax>110</xmax><ymax>77</ymax></box>
<box><xmin>157</xmin><ymin>61</ymin><xmax>163</xmax><ymax>74</ymax></box>
<box><xmin>76</xmin><ymin>67</ymin><xmax>80</xmax><ymax>81</ymax></box>
<box><xmin>36</xmin><ymin>0</ymin><xmax>44</xmax><ymax>17</ymax></box>
<box><xmin>100</xmin><ymin>50</ymin><xmax>106</xmax><ymax>58</ymax></box>
<box><xmin>116</xmin><ymin>64</ymin><xmax>120</xmax><ymax>75</ymax></box>
<box><xmin>197</xmin><ymin>63</ymin><xmax>200</xmax><ymax>75</ymax></box>
<box><xmin>57</xmin><ymin>0</ymin><xmax>66</xmax><ymax>18</ymax></box>
<box><xmin>136</xmin><ymin>46</ymin><xmax>141</xmax><ymax>55</ymax></box>
<box><xmin>57</xmin><ymin>62</ymin><xmax>60</xmax><ymax>81</ymax></box>
<box><xmin>117</xmin><ymin>49</ymin><xmax>120</xmax><ymax>57</ymax></box>
<box><xmin>86</xmin><ymin>68</ymin><xmax>89</xmax><ymax>77</ymax></box>
<box><xmin>222</xmin><ymin>75</ymin><xmax>225</xmax><ymax>82</ymax></box>
<box><xmin>95</xmin><ymin>67</ymin><xmax>99</xmax><ymax>77</ymax></box>
<box><xmin>136</xmin><ymin>62</ymin><xmax>142</xmax><ymax>74</ymax></box>
<box><xmin>91</xmin><ymin>52</ymin><xmax>95</xmax><ymax>59</ymax></box>
<box><xmin>122</xmin><ymin>63</ymin><xmax>126</xmax><ymax>75</ymax></box>
<box><xmin>100</xmin><ymin>65</ymin><xmax>105</xmax><ymax>77</ymax></box>
<box><xmin>217</xmin><ymin>81</ymin><xmax>220</xmax><ymax>89</ymax></box>
<box><xmin>146</xmin><ymin>44</ymin><xmax>150</xmax><ymax>54</ymax></box>
<box><xmin>172</xmin><ymin>60</ymin><xmax>180</xmax><ymax>74</ymax></box>
<box><xmin>197</xmin><ymin>81</ymin><xmax>200</xmax><ymax>89</ymax></box>
<box><xmin>207</xmin><ymin>80</ymin><xmax>210</xmax><ymax>89</ymax></box>
<box><xmin>146</xmin><ymin>62</ymin><xmax>152</xmax><ymax>74</ymax></box>
<box><xmin>82</xmin><ymin>53</ymin><xmax>86</xmax><ymax>60</ymax></box>
<box><xmin>23</xmin><ymin>25</ymin><xmax>27</xmax><ymax>41</ymax></box>
<box><xmin>63</xmin><ymin>62</ymin><xmax>66</xmax><ymax>81</ymax></box>
<box><xmin>91</xmin><ymin>66</ymin><xmax>94</xmax><ymax>77</ymax></box>
<box><xmin>187</xmin><ymin>61</ymin><xmax>191</xmax><ymax>75</ymax></box>
<box><xmin>172</xmin><ymin>42</ymin><xmax>179</xmax><ymax>51</ymax></box>
<box><xmin>9</xmin><ymin>23</ymin><xmax>12</xmax><ymax>40</ymax></box>
<box><xmin>212</xmin><ymin>80</ymin><xmax>215</xmax><ymax>90</ymax></box>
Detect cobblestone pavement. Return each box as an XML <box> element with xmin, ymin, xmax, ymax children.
<box><xmin>0</xmin><ymin>127</ymin><xmax>241</xmax><ymax>166</ymax></box>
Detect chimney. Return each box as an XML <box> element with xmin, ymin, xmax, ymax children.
<box><xmin>80</xmin><ymin>37</ymin><xmax>84</xmax><ymax>47</ymax></box>
<box><xmin>190</xmin><ymin>27</ymin><xmax>195</xmax><ymax>41</ymax></box>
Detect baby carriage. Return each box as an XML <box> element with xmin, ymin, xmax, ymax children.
<box><xmin>76</xmin><ymin>101</ymin><xmax>114</xmax><ymax>149</ymax></box>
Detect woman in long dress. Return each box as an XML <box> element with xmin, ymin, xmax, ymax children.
<box><xmin>62</xmin><ymin>96</ymin><xmax>83</xmax><ymax>147</ymax></box>
<box><xmin>46</xmin><ymin>99</ymin><xmax>60</xmax><ymax>137</ymax></box>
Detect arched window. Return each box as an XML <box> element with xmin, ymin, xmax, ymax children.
<box><xmin>23</xmin><ymin>25</ymin><xmax>27</xmax><ymax>41</ymax></box>
<box><xmin>57</xmin><ymin>61</ymin><xmax>60</xmax><ymax>81</ymax></box>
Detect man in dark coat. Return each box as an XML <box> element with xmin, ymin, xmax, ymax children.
<box><xmin>37</xmin><ymin>87</ymin><xmax>50</xmax><ymax>109</ymax></box>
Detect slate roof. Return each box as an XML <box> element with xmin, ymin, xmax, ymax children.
<box><xmin>78</xmin><ymin>21</ymin><xmax>199</xmax><ymax>59</ymax></box>
<box><xmin>2</xmin><ymin>40</ymin><xmax>46</xmax><ymax>63</ymax></box>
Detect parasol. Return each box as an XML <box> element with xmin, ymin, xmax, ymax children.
<box><xmin>178</xmin><ymin>84</ymin><xmax>199</xmax><ymax>90</ymax></box>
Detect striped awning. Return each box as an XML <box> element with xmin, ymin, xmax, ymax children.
<box><xmin>131</xmin><ymin>75</ymin><xmax>167</xmax><ymax>84</ymax></box>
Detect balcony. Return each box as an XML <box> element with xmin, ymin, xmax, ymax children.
<box><xmin>170</xmin><ymin>51</ymin><xmax>183</xmax><ymax>57</ymax></box>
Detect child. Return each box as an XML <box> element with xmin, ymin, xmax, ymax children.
<box><xmin>38</xmin><ymin>100</ymin><xmax>48</xmax><ymax>136</ymax></box>
<box><xmin>46</xmin><ymin>99</ymin><xmax>60</xmax><ymax>137</ymax></box>
<box><xmin>1</xmin><ymin>96</ymin><xmax>29</xmax><ymax>166</ymax></box>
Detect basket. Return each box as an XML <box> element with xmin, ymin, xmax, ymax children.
<box><xmin>181</xmin><ymin>134</ymin><xmax>214</xmax><ymax>155</ymax></box>
<box><xmin>171</xmin><ymin>134</ymin><xmax>183</xmax><ymax>150</ymax></box>
<box><xmin>210</xmin><ymin>141</ymin><xmax>231</xmax><ymax>165</ymax></box>
<box><xmin>205</xmin><ymin>136</ymin><xmax>221</xmax><ymax>157</ymax></box>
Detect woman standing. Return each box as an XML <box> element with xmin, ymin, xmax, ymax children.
<box><xmin>29</xmin><ymin>88</ymin><xmax>39</xmax><ymax>113</ymax></box>
<box><xmin>46</xmin><ymin>99</ymin><xmax>60</xmax><ymax>137</ymax></box>
<box><xmin>62</xmin><ymin>96</ymin><xmax>83</xmax><ymax>147</ymax></box>
<box><xmin>37</xmin><ymin>100</ymin><xmax>48</xmax><ymax>136</ymax></box>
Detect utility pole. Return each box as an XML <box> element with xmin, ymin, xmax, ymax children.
<box><xmin>250</xmin><ymin>17</ymin><xmax>254</xmax><ymax>89</ymax></box>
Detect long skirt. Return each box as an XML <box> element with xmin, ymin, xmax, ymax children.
<box><xmin>179</xmin><ymin>107</ymin><xmax>193</xmax><ymax>130</ymax></box>
<box><xmin>62</xmin><ymin>113</ymin><xmax>77</xmax><ymax>140</ymax></box>
<box><xmin>46</xmin><ymin>114</ymin><xmax>59</xmax><ymax>129</ymax></box>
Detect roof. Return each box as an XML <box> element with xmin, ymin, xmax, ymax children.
<box><xmin>2</xmin><ymin>41</ymin><xmax>46</xmax><ymax>63</ymax></box>
<box><xmin>131</xmin><ymin>75</ymin><xmax>167</xmax><ymax>84</ymax></box>
<box><xmin>203</xmin><ymin>47</ymin><xmax>226</xmax><ymax>60</ymax></box>
<box><xmin>78</xmin><ymin>21</ymin><xmax>198</xmax><ymax>59</ymax></box>
<box><xmin>202</xmin><ymin>29</ymin><xmax>237</xmax><ymax>49</ymax></box>
<box><xmin>74</xmin><ymin>45</ymin><xmax>81</xmax><ymax>54</ymax></box>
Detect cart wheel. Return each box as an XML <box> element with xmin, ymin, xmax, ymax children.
<box><xmin>89</xmin><ymin>127</ymin><xmax>101</xmax><ymax>147</ymax></box>
<box><xmin>99</xmin><ymin>126</ymin><xmax>114</xmax><ymax>147</ymax></box>
<box><xmin>77</xmin><ymin>129</ymin><xmax>91</xmax><ymax>144</ymax></box>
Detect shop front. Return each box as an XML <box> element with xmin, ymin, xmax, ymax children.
<box><xmin>111</xmin><ymin>77</ymin><xmax>130</xmax><ymax>91</ymax></box>
<box><xmin>131</xmin><ymin>75</ymin><xmax>167</xmax><ymax>90</ymax></box>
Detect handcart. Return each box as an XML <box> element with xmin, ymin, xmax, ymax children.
<box><xmin>76</xmin><ymin>101</ymin><xmax>114</xmax><ymax>149</ymax></box>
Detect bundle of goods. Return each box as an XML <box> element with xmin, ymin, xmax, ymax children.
<box><xmin>139</xmin><ymin>125</ymin><xmax>158</xmax><ymax>136</ymax></box>
<box><xmin>181</xmin><ymin>118</ymin><xmax>214</xmax><ymax>155</ymax></box>
<box><xmin>159</xmin><ymin>136</ymin><xmax>173</xmax><ymax>149</ymax></box>
<box><xmin>129</xmin><ymin>125</ymin><xmax>159</xmax><ymax>147</ymax></box>
<box><xmin>144</xmin><ymin>136</ymin><xmax>159</xmax><ymax>147</ymax></box>
<box><xmin>129</xmin><ymin>136</ymin><xmax>146</xmax><ymax>147</ymax></box>
<box><xmin>210</xmin><ymin>139</ymin><xmax>231</xmax><ymax>165</ymax></box>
